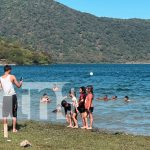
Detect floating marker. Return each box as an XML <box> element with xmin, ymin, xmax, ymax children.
<box><xmin>90</xmin><ymin>72</ymin><xmax>93</xmax><ymax>76</ymax></box>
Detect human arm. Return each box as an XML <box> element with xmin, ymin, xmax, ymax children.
<box><xmin>75</xmin><ymin>99</ymin><xmax>79</xmax><ymax>113</ymax></box>
<box><xmin>78</xmin><ymin>95</ymin><xmax>84</xmax><ymax>104</ymax></box>
<box><xmin>11</xmin><ymin>75</ymin><xmax>22</xmax><ymax>88</ymax></box>
<box><xmin>0</xmin><ymin>80</ymin><xmax>2</xmax><ymax>90</ymax></box>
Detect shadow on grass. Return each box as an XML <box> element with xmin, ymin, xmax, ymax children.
<box><xmin>7</xmin><ymin>123</ymin><xmax>27</xmax><ymax>131</ymax></box>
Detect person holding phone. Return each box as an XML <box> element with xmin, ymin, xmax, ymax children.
<box><xmin>0</xmin><ymin>65</ymin><xmax>23</xmax><ymax>133</ymax></box>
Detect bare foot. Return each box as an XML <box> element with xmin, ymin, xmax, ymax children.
<box><xmin>13</xmin><ymin>129</ymin><xmax>18</xmax><ymax>133</ymax></box>
<box><xmin>81</xmin><ymin>126</ymin><xmax>86</xmax><ymax>129</ymax></box>
<box><xmin>73</xmin><ymin>126</ymin><xmax>78</xmax><ymax>129</ymax></box>
<box><xmin>87</xmin><ymin>127</ymin><xmax>92</xmax><ymax>130</ymax></box>
<box><xmin>67</xmin><ymin>125</ymin><xmax>73</xmax><ymax>128</ymax></box>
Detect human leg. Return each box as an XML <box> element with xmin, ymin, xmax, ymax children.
<box><xmin>72</xmin><ymin>113</ymin><xmax>78</xmax><ymax>128</ymax></box>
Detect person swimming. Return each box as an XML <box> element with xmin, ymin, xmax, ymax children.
<box><xmin>124</xmin><ymin>96</ymin><xmax>131</xmax><ymax>102</ymax></box>
<box><xmin>52</xmin><ymin>104</ymin><xmax>62</xmax><ymax>113</ymax></box>
<box><xmin>52</xmin><ymin>84</ymin><xmax>59</xmax><ymax>92</ymax></box>
<box><xmin>40</xmin><ymin>93</ymin><xmax>51</xmax><ymax>103</ymax></box>
<box><xmin>111</xmin><ymin>95</ymin><xmax>117</xmax><ymax>100</ymax></box>
<box><xmin>97</xmin><ymin>95</ymin><xmax>110</xmax><ymax>101</ymax></box>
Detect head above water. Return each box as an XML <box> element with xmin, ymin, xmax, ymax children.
<box><xmin>112</xmin><ymin>95</ymin><xmax>117</xmax><ymax>100</ymax></box>
<box><xmin>124</xmin><ymin>96</ymin><xmax>129</xmax><ymax>100</ymax></box>
<box><xmin>4</xmin><ymin>65</ymin><xmax>12</xmax><ymax>73</ymax></box>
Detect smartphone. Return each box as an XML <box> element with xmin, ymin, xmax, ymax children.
<box><xmin>20</xmin><ymin>77</ymin><xmax>23</xmax><ymax>81</ymax></box>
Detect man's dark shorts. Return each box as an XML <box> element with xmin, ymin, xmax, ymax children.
<box><xmin>2</xmin><ymin>95</ymin><xmax>18</xmax><ymax>117</ymax></box>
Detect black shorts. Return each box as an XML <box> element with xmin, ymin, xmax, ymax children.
<box><xmin>2</xmin><ymin>95</ymin><xmax>18</xmax><ymax>118</ymax></box>
<box><xmin>85</xmin><ymin>107</ymin><xmax>94</xmax><ymax>113</ymax></box>
<box><xmin>77</xmin><ymin>107</ymin><xmax>85</xmax><ymax>113</ymax></box>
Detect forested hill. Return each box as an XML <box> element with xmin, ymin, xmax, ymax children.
<box><xmin>0</xmin><ymin>0</ymin><xmax>150</xmax><ymax>63</ymax></box>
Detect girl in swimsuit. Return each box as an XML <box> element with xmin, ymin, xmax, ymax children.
<box><xmin>69</xmin><ymin>90</ymin><xmax>79</xmax><ymax>128</ymax></box>
<box><xmin>84</xmin><ymin>85</ymin><xmax>94</xmax><ymax>129</ymax></box>
<box><xmin>78</xmin><ymin>86</ymin><xmax>86</xmax><ymax>128</ymax></box>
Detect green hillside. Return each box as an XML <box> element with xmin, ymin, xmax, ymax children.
<box><xmin>0</xmin><ymin>0</ymin><xmax>150</xmax><ymax>63</ymax></box>
<box><xmin>0</xmin><ymin>38</ymin><xmax>51</xmax><ymax>65</ymax></box>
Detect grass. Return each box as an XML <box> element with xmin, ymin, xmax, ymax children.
<box><xmin>0</xmin><ymin>120</ymin><xmax>149</xmax><ymax>150</ymax></box>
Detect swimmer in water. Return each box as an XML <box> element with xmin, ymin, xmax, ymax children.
<box><xmin>97</xmin><ymin>95</ymin><xmax>110</xmax><ymax>101</ymax></box>
<box><xmin>40</xmin><ymin>93</ymin><xmax>51</xmax><ymax>103</ymax></box>
<box><xmin>52</xmin><ymin>104</ymin><xmax>62</xmax><ymax>113</ymax></box>
<box><xmin>124</xmin><ymin>96</ymin><xmax>131</xmax><ymax>102</ymax></box>
<box><xmin>52</xmin><ymin>84</ymin><xmax>59</xmax><ymax>92</ymax></box>
<box><xmin>111</xmin><ymin>95</ymin><xmax>117</xmax><ymax>100</ymax></box>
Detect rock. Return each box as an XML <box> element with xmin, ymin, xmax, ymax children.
<box><xmin>20</xmin><ymin>140</ymin><xmax>32</xmax><ymax>147</ymax></box>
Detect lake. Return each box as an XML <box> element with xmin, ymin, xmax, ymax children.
<box><xmin>0</xmin><ymin>64</ymin><xmax>150</xmax><ymax>136</ymax></box>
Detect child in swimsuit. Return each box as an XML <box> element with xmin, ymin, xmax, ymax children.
<box><xmin>61</xmin><ymin>100</ymin><xmax>73</xmax><ymax>128</ymax></box>
<box><xmin>69</xmin><ymin>89</ymin><xmax>79</xmax><ymax>128</ymax></box>
<box><xmin>84</xmin><ymin>85</ymin><xmax>94</xmax><ymax>129</ymax></box>
<box><xmin>78</xmin><ymin>86</ymin><xmax>86</xmax><ymax>128</ymax></box>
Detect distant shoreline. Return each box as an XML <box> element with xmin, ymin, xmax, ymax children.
<box><xmin>0</xmin><ymin>62</ymin><xmax>150</xmax><ymax>66</ymax></box>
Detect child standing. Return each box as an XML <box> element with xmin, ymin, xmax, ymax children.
<box><xmin>69</xmin><ymin>89</ymin><xmax>79</xmax><ymax>128</ymax></box>
<box><xmin>84</xmin><ymin>85</ymin><xmax>94</xmax><ymax>129</ymax></box>
<box><xmin>78</xmin><ymin>86</ymin><xmax>86</xmax><ymax>128</ymax></box>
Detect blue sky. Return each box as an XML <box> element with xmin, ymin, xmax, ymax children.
<box><xmin>56</xmin><ymin>0</ymin><xmax>150</xmax><ymax>19</ymax></box>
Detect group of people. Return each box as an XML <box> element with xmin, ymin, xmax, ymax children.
<box><xmin>97</xmin><ymin>95</ymin><xmax>131</xmax><ymax>102</ymax></box>
<box><xmin>97</xmin><ymin>95</ymin><xmax>117</xmax><ymax>101</ymax></box>
<box><xmin>0</xmin><ymin>65</ymin><xmax>131</xmax><ymax>138</ymax></box>
<box><xmin>61</xmin><ymin>86</ymin><xmax>94</xmax><ymax>129</ymax></box>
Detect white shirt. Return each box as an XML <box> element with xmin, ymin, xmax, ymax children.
<box><xmin>0</xmin><ymin>75</ymin><xmax>16</xmax><ymax>96</ymax></box>
<box><xmin>72</xmin><ymin>96</ymin><xmax>78</xmax><ymax>108</ymax></box>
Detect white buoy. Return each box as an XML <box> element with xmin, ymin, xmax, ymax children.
<box><xmin>90</xmin><ymin>72</ymin><xmax>93</xmax><ymax>76</ymax></box>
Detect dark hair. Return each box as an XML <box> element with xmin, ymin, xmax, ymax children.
<box><xmin>80</xmin><ymin>86</ymin><xmax>86</xmax><ymax>94</ymax></box>
<box><xmin>86</xmin><ymin>85</ymin><xmax>93</xmax><ymax>94</ymax></box>
<box><xmin>61</xmin><ymin>100</ymin><xmax>67</xmax><ymax>107</ymax></box>
<box><xmin>4</xmin><ymin>65</ymin><xmax>12</xmax><ymax>72</ymax></box>
<box><xmin>125</xmin><ymin>96</ymin><xmax>129</xmax><ymax>99</ymax></box>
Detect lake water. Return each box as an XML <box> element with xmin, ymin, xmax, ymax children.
<box><xmin>0</xmin><ymin>64</ymin><xmax>150</xmax><ymax>136</ymax></box>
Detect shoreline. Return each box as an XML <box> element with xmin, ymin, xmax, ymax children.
<box><xmin>0</xmin><ymin>120</ymin><xmax>149</xmax><ymax>149</ymax></box>
<box><xmin>0</xmin><ymin>63</ymin><xmax>150</xmax><ymax>66</ymax></box>
<box><xmin>26</xmin><ymin>119</ymin><xmax>149</xmax><ymax>137</ymax></box>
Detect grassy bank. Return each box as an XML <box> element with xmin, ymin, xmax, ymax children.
<box><xmin>0</xmin><ymin>121</ymin><xmax>149</xmax><ymax>150</ymax></box>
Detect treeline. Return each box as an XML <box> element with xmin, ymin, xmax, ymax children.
<box><xmin>0</xmin><ymin>0</ymin><xmax>150</xmax><ymax>63</ymax></box>
<box><xmin>0</xmin><ymin>39</ymin><xmax>52</xmax><ymax>65</ymax></box>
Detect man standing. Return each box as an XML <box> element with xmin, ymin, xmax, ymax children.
<box><xmin>0</xmin><ymin>65</ymin><xmax>22</xmax><ymax>133</ymax></box>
